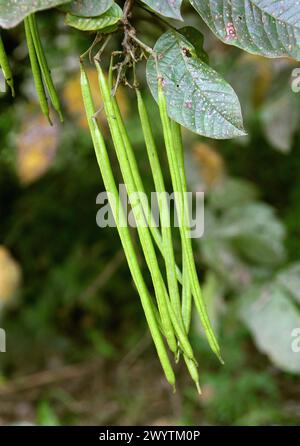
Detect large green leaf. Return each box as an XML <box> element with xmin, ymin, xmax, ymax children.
<box><xmin>252</xmin><ymin>0</ymin><xmax>300</xmax><ymax>28</ymax></box>
<box><xmin>141</xmin><ymin>0</ymin><xmax>183</xmax><ymax>21</ymax></box>
<box><xmin>190</xmin><ymin>0</ymin><xmax>300</xmax><ymax>60</ymax></box>
<box><xmin>216</xmin><ymin>203</ymin><xmax>286</xmax><ymax>265</ymax></box>
<box><xmin>62</xmin><ymin>0</ymin><xmax>113</xmax><ymax>17</ymax></box>
<box><xmin>276</xmin><ymin>263</ymin><xmax>300</xmax><ymax>304</ymax></box>
<box><xmin>201</xmin><ymin>237</ymin><xmax>253</xmax><ymax>291</ymax></box>
<box><xmin>260</xmin><ymin>89</ymin><xmax>299</xmax><ymax>153</ymax></box>
<box><xmin>146</xmin><ymin>29</ymin><xmax>246</xmax><ymax>139</ymax></box>
<box><xmin>239</xmin><ymin>283</ymin><xmax>300</xmax><ymax>373</ymax></box>
<box><xmin>179</xmin><ymin>26</ymin><xmax>209</xmax><ymax>63</ymax></box>
<box><xmin>65</xmin><ymin>3</ymin><xmax>122</xmax><ymax>31</ymax></box>
<box><xmin>0</xmin><ymin>0</ymin><xmax>70</xmax><ymax>28</ymax></box>
<box><xmin>209</xmin><ymin>178</ymin><xmax>259</xmax><ymax>211</ymax></box>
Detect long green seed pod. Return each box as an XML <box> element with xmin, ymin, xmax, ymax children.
<box><xmin>157</xmin><ymin>79</ymin><xmax>223</xmax><ymax>364</ymax></box>
<box><xmin>184</xmin><ymin>355</ymin><xmax>201</xmax><ymax>394</ymax></box>
<box><xmin>137</xmin><ymin>89</ymin><xmax>201</xmax><ymax>391</ymax></box>
<box><xmin>109</xmin><ymin>80</ymin><xmax>199</xmax><ymax>360</ymax></box>
<box><xmin>97</xmin><ymin>62</ymin><xmax>199</xmax><ymax>363</ymax></box>
<box><xmin>80</xmin><ymin>63</ymin><xmax>175</xmax><ymax>388</ymax></box>
<box><xmin>28</xmin><ymin>14</ymin><xmax>63</xmax><ymax>122</ymax></box>
<box><xmin>136</xmin><ymin>89</ymin><xmax>181</xmax><ymax>319</ymax></box>
<box><xmin>24</xmin><ymin>17</ymin><xmax>51</xmax><ymax>125</ymax></box>
<box><xmin>0</xmin><ymin>34</ymin><xmax>15</xmax><ymax>97</ymax></box>
<box><xmin>112</xmin><ymin>97</ymin><xmax>162</xmax><ymax>248</ymax></box>
<box><xmin>163</xmin><ymin>288</ymin><xmax>195</xmax><ymax>360</ymax></box>
<box><xmin>172</xmin><ymin>120</ymin><xmax>192</xmax><ymax>333</ymax></box>
<box><xmin>175</xmin><ymin>131</ymin><xmax>199</xmax><ymax>389</ymax></box>
<box><xmin>107</xmin><ymin>66</ymin><xmax>183</xmax><ymax>285</ymax></box>
<box><xmin>95</xmin><ymin>60</ymin><xmax>178</xmax><ymax>356</ymax></box>
<box><xmin>111</xmin><ymin>89</ymin><xmax>198</xmax><ymax>361</ymax></box>
<box><xmin>181</xmin><ymin>254</ymin><xmax>192</xmax><ymax>332</ymax></box>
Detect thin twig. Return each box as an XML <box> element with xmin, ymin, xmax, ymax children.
<box><xmin>123</xmin><ymin>0</ymin><xmax>135</xmax><ymax>22</ymax></box>
<box><xmin>0</xmin><ymin>360</ymin><xmax>102</xmax><ymax>396</ymax></box>
<box><xmin>80</xmin><ymin>33</ymin><xmax>102</xmax><ymax>62</ymax></box>
<box><xmin>93</xmin><ymin>34</ymin><xmax>112</xmax><ymax>62</ymax></box>
<box><xmin>128</xmin><ymin>32</ymin><xmax>154</xmax><ymax>55</ymax></box>
<box><xmin>79</xmin><ymin>250</ymin><xmax>124</xmax><ymax>302</ymax></box>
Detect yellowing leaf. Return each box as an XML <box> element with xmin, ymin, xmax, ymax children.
<box><xmin>192</xmin><ymin>142</ymin><xmax>224</xmax><ymax>188</ymax></box>
<box><xmin>16</xmin><ymin>111</ymin><xmax>59</xmax><ymax>184</ymax></box>
<box><xmin>62</xmin><ymin>67</ymin><xmax>128</xmax><ymax>131</ymax></box>
<box><xmin>0</xmin><ymin>246</ymin><xmax>22</xmax><ymax>308</ymax></box>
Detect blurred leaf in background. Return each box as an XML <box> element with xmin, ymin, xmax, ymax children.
<box><xmin>16</xmin><ymin>110</ymin><xmax>59</xmax><ymax>184</ymax></box>
<box><xmin>239</xmin><ymin>283</ymin><xmax>300</xmax><ymax>374</ymax></box>
<box><xmin>260</xmin><ymin>89</ymin><xmax>299</xmax><ymax>153</ymax></box>
<box><xmin>0</xmin><ymin>246</ymin><xmax>22</xmax><ymax>311</ymax></box>
<box><xmin>62</xmin><ymin>67</ymin><xmax>128</xmax><ymax>131</ymax></box>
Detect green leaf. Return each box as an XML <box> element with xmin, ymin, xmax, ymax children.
<box><xmin>216</xmin><ymin>203</ymin><xmax>286</xmax><ymax>265</ymax></box>
<box><xmin>209</xmin><ymin>178</ymin><xmax>259</xmax><ymax>210</ymax></box>
<box><xmin>65</xmin><ymin>3</ymin><xmax>122</xmax><ymax>31</ymax></box>
<box><xmin>190</xmin><ymin>0</ymin><xmax>300</xmax><ymax>60</ymax></box>
<box><xmin>200</xmin><ymin>237</ymin><xmax>253</xmax><ymax>291</ymax></box>
<box><xmin>239</xmin><ymin>283</ymin><xmax>300</xmax><ymax>373</ymax></box>
<box><xmin>62</xmin><ymin>0</ymin><xmax>113</xmax><ymax>17</ymax></box>
<box><xmin>260</xmin><ymin>89</ymin><xmax>299</xmax><ymax>153</ymax></box>
<box><xmin>276</xmin><ymin>263</ymin><xmax>300</xmax><ymax>304</ymax></box>
<box><xmin>37</xmin><ymin>401</ymin><xmax>60</xmax><ymax>426</ymax></box>
<box><xmin>252</xmin><ymin>0</ymin><xmax>300</xmax><ymax>28</ymax></box>
<box><xmin>146</xmin><ymin>30</ymin><xmax>246</xmax><ymax>139</ymax></box>
<box><xmin>179</xmin><ymin>26</ymin><xmax>209</xmax><ymax>64</ymax></box>
<box><xmin>141</xmin><ymin>0</ymin><xmax>183</xmax><ymax>21</ymax></box>
<box><xmin>0</xmin><ymin>0</ymin><xmax>71</xmax><ymax>29</ymax></box>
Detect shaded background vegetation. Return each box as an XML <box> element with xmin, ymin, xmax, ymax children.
<box><xmin>0</xmin><ymin>4</ymin><xmax>300</xmax><ymax>425</ymax></box>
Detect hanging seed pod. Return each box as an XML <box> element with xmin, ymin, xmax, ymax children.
<box><xmin>136</xmin><ymin>88</ymin><xmax>182</xmax><ymax>320</ymax></box>
<box><xmin>80</xmin><ymin>63</ymin><xmax>176</xmax><ymax>389</ymax></box>
<box><xmin>28</xmin><ymin>14</ymin><xmax>63</xmax><ymax>122</ymax></box>
<box><xmin>0</xmin><ymin>34</ymin><xmax>15</xmax><ymax>97</ymax></box>
<box><xmin>136</xmin><ymin>88</ymin><xmax>201</xmax><ymax>391</ymax></box>
<box><xmin>24</xmin><ymin>17</ymin><xmax>52</xmax><ymax>125</ymax></box>
<box><xmin>95</xmin><ymin>60</ymin><xmax>179</xmax><ymax>357</ymax></box>
<box><xmin>157</xmin><ymin>77</ymin><xmax>223</xmax><ymax>364</ymax></box>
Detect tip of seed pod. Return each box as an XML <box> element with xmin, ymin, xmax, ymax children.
<box><xmin>218</xmin><ymin>354</ymin><xmax>225</xmax><ymax>365</ymax></box>
<box><xmin>47</xmin><ymin>115</ymin><xmax>53</xmax><ymax>126</ymax></box>
<box><xmin>172</xmin><ymin>384</ymin><xmax>176</xmax><ymax>394</ymax></box>
<box><xmin>196</xmin><ymin>381</ymin><xmax>202</xmax><ymax>395</ymax></box>
<box><xmin>58</xmin><ymin>110</ymin><xmax>64</xmax><ymax>123</ymax></box>
<box><xmin>213</xmin><ymin>346</ymin><xmax>225</xmax><ymax>365</ymax></box>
